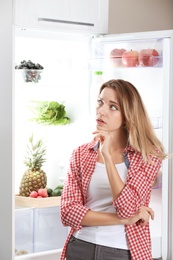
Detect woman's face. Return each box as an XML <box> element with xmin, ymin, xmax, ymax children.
<box><xmin>96</xmin><ymin>87</ymin><xmax>124</xmax><ymax>133</ymax></box>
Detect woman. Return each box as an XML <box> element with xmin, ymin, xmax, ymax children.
<box><xmin>60</xmin><ymin>79</ymin><xmax>166</xmax><ymax>260</ymax></box>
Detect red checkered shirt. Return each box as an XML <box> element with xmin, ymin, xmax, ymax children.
<box><xmin>60</xmin><ymin>140</ymin><xmax>162</xmax><ymax>260</ymax></box>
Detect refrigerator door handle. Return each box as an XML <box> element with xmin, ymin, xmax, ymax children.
<box><xmin>38</xmin><ymin>17</ymin><xmax>94</xmax><ymax>27</ymax></box>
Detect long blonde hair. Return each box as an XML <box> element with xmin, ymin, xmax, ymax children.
<box><xmin>99</xmin><ymin>79</ymin><xmax>167</xmax><ymax>161</ymax></box>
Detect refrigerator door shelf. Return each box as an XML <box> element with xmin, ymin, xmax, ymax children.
<box><xmin>91</xmin><ymin>37</ymin><xmax>164</xmax><ymax>56</ymax></box>
<box><xmin>89</xmin><ymin>57</ymin><xmax>163</xmax><ymax>71</ymax></box>
<box><xmin>90</xmin><ymin>37</ymin><xmax>163</xmax><ymax>70</ymax></box>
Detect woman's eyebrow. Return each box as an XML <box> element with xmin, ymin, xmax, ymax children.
<box><xmin>109</xmin><ymin>100</ymin><xmax>119</xmax><ymax>106</ymax></box>
<box><xmin>98</xmin><ymin>97</ymin><xmax>119</xmax><ymax>106</ymax></box>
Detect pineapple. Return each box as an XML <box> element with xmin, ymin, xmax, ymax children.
<box><xmin>19</xmin><ymin>134</ymin><xmax>47</xmax><ymax>197</ymax></box>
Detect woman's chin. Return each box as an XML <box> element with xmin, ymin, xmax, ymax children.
<box><xmin>96</xmin><ymin>124</ymin><xmax>105</xmax><ymax>130</ymax></box>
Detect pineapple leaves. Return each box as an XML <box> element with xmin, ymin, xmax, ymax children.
<box><xmin>29</xmin><ymin>101</ymin><xmax>71</xmax><ymax>125</ymax></box>
<box><xmin>24</xmin><ymin>134</ymin><xmax>46</xmax><ymax>170</ymax></box>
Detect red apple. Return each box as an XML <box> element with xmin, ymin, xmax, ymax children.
<box><xmin>139</xmin><ymin>48</ymin><xmax>159</xmax><ymax>67</ymax></box>
<box><xmin>30</xmin><ymin>191</ymin><xmax>38</xmax><ymax>198</ymax></box>
<box><xmin>110</xmin><ymin>48</ymin><xmax>126</xmax><ymax>67</ymax></box>
<box><xmin>37</xmin><ymin>188</ymin><xmax>48</xmax><ymax>198</ymax></box>
<box><xmin>122</xmin><ymin>50</ymin><xmax>139</xmax><ymax>67</ymax></box>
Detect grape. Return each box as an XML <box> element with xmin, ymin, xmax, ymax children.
<box><xmin>15</xmin><ymin>60</ymin><xmax>44</xmax><ymax>82</ymax></box>
<box><xmin>15</xmin><ymin>60</ymin><xmax>44</xmax><ymax>70</ymax></box>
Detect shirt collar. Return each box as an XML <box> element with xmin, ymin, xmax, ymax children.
<box><xmin>87</xmin><ymin>140</ymin><xmax>99</xmax><ymax>151</ymax></box>
<box><xmin>89</xmin><ymin>141</ymin><xmax>134</xmax><ymax>169</ymax></box>
<box><xmin>90</xmin><ymin>141</ymin><xmax>134</xmax><ymax>152</ymax></box>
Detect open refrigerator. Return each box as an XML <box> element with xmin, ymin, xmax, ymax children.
<box><xmin>14</xmin><ymin>28</ymin><xmax>173</xmax><ymax>260</ymax></box>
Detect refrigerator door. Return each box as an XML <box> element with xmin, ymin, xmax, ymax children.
<box><xmin>14</xmin><ymin>0</ymin><xmax>109</xmax><ymax>34</ymax></box>
<box><xmin>89</xmin><ymin>31</ymin><xmax>173</xmax><ymax>260</ymax></box>
<box><xmin>160</xmin><ymin>37</ymin><xmax>173</xmax><ymax>260</ymax></box>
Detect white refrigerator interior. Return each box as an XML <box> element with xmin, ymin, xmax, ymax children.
<box><xmin>14</xmin><ymin>29</ymin><xmax>172</xmax><ymax>260</ymax></box>
<box><xmin>14</xmin><ymin>30</ymin><xmax>93</xmax><ymax>193</ymax></box>
<box><xmin>14</xmin><ymin>29</ymin><xmax>93</xmax><ymax>260</ymax></box>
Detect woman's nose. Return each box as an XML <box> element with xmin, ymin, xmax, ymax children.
<box><xmin>97</xmin><ymin>105</ymin><xmax>106</xmax><ymax>115</ymax></box>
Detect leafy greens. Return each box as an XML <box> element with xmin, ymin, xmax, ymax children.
<box><xmin>30</xmin><ymin>101</ymin><xmax>70</xmax><ymax>125</ymax></box>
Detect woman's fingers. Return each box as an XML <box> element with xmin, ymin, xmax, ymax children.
<box><xmin>140</xmin><ymin>206</ymin><xmax>154</xmax><ymax>220</ymax></box>
<box><xmin>92</xmin><ymin>130</ymin><xmax>107</xmax><ymax>141</ymax></box>
<box><xmin>138</xmin><ymin>206</ymin><xmax>154</xmax><ymax>226</ymax></box>
<box><xmin>147</xmin><ymin>207</ymin><xmax>154</xmax><ymax>220</ymax></box>
<box><xmin>127</xmin><ymin>206</ymin><xmax>154</xmax><ymax>226</ymax></box>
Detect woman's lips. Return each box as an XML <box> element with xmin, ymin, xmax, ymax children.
<box><xmin>96</xmin><ymin>118</ymin><xmax>105</xmax><ymax>125</ymax></box>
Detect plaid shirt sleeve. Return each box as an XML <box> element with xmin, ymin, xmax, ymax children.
<box><xmin>60</xmin><ymin>146</ymin><xmax>90</xmax><ymax>230</ymax></box>
<box><xmin>114</xmin><ymin>152</ymin><xmax>162</xmax><ymax>218</ymax></box>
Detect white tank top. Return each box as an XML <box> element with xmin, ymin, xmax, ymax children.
<box><xmin>73</xmin><ymin>162</ymin><xmax>129</xmax><ymax>249</ymax></box>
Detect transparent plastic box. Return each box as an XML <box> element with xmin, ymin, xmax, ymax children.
<box><xmin>15</xmin><ymin>208</ymin><xmax>34</xmax><ymax>254</ymax></box>
<box><xmin>33</xmin><ymin>206</ymin><xmax>68</xmax><ymax>253</ymax></box>
<box><xmin>22</xmin><ymin>69</ymin><xmax>42</xmax><ymax>83</ymax></box>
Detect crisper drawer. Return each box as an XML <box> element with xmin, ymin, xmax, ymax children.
<box><xmin>15</xmin><ymin>249</ymin><xmax>62</xmax><ymax>260</ymax></box>
<box><xmin>33</xmin><ymin>206</ymin><xmax>68</xmax><ymax>252</ymax></box>
<box><xmin>15</xmin><ymin>208</ymin><xmax>34</xmax><ymax>254</ymax></box>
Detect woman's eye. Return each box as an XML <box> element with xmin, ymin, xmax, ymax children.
<box><xmin>97</xmin><ymin>99</ymin><xmax>103</xmax><ymax>105</ymax></box>
<box><xmin>110</xmin><ymin>105</ymin><xmax>118</xmax><ymax>111</ymax></box>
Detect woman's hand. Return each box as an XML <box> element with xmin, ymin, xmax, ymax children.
<box><xmin>92</xmin><ymin>130</ymin><xmax>113</xmax><ymax>158</ymax></box>
<box><xmin>125</xmin><ymin>206</ymin><xmax>154</xmax><ymax>226</ymax></box>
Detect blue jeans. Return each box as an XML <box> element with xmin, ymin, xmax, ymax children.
<box><xmin>66</xmin><ymin>236</ymin><xmax>131</xmax><ymax>260</ymax></box>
